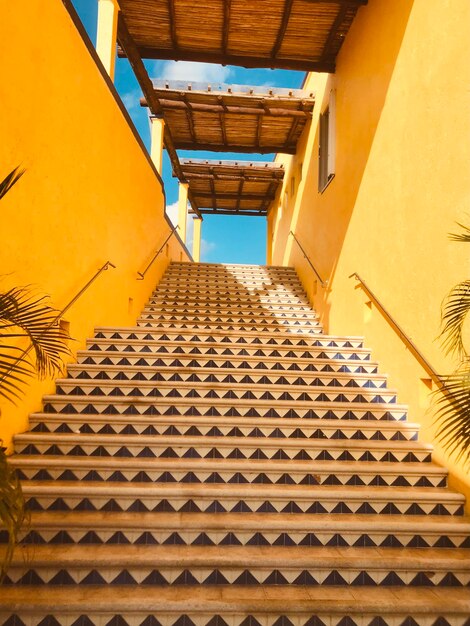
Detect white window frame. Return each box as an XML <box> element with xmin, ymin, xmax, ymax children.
<box><xmin>318</xmin><ymin>90</ymin><xmax>336</xmax><ymax>192</ymax></box>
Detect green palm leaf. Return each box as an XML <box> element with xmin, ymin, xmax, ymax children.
<box><xmin>434</xmin><ymin>364</ymin><xmax>470</xmax><ymax>468</ymax></box>
<box><xmin>440</xmin><ymin>279</ymin><xmax>470</xmax><ymax>359</ymax></box>
<box><xmin>0</xmin><ymin>443</ymin><xmax>27</xmax><ymax>582</ymax></box>
<box><xmin>0</xmin><ymin>166</ymin><xmax>24</xmax><ymax>201</ymax></box>
<box><xmin>0</xmin><ymin>287</ymin><xmax>70</xmax><ymax>401</ymax></box>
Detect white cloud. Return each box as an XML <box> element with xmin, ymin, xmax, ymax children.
<box><xmin>157</xmin><ymin>61</ymin><xmax>232</xmax><ymax>84</ymax></box>
<box><xmin>165</xmin><ymin>201</ymin><xmax>179</xmax><ymax>227</ymax></box>
<box><xmin>121</xmin><ymin>88</ymin><xmax>142</xmax><ymax>113</ymax></box>
<box><xmin>201</xmin><ymin>239</ymin><xmax>216</xmax><ymax>257</ymax></box>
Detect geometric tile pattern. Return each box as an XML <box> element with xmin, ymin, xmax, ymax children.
<box><xmin>3</xmin><ymin>262</ymin><xmax>470</xmax><ymax>623</ymax></box>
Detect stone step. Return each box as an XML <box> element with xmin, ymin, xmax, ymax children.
<box><xmin>136</xmin><ymin>319</ymin><xmax>322</xmax><ymax>333</ymax></box>
<box><xmin>28</xmin><ymin>414</ymin><xmax>420</xmax><ymax>441</ymax></box>
<box><xmin>93</xmin><ymin>327</ymin><xmax>363</xmax><ymax>347</ymax></box>
<box><xmin>139</xmin><ymin>312</ymin><xmax>320</xmax><ymax>324</ymax></box>
<box><xmin>158</xmin><ymin>272</ymin><xmax>302</xmax><ymax>282</ymax></box>
<box><xmin>11</xmin><ymin>511</ymin><xmax>470</xmax><ymax>549</ymax></box>
<box><xmin>21</xmin><ymin>482</ymin><xmax>466</xmax><ymax>516</ymax></box>
<box><xmin>11</xmin><ymin>455</ymin><xmax>446</xmax><ymax>488</ymax></box>
<box><xmin>85</xmin><ymin>339</ymin><xmax>369</xmax><ymax>359</ymax></box>
<box><xmin>168</xmin><ymin>261</ymin><xmax>297</xmax><ymax>271</ymax></box>
<box><xmin>71</xmin><ymin>359</ymin><xmax>380</xmax><ymax>377</ymax></box>
<box><xmin>151</xmin><ymin>293</ymin><xmax>311</xmax><ymax>305</ymax></box>
<box><xmin>3</xmin><ymin>544</ymin><xmax>469</xmax><ymax>588</ymax></box>
<box><xmin>13</xmin><ymin>433</ymin><xmax>430</xmax><ymax>463</ymax></box>
<box><xmin>136</xmin><ymin>320</ymin><xmax>324</xmax><ymax>334</ymax></box>
<box><xmin>52</xmin><ymin>380</ymin><xmax>398</xmax><ymax>404</ymax></box>
<box><xmin>144</xmin><ymin>303</ymin><xmax>318</xmax><ymax>315</ymax></box>
<box><xmin>67</xmin><ymin>365</ymin><xmax>386</xmax><ymax>390</ymax></box>
<box><xmin>76</xmin><ymin>351</ymin><xmax>375</xmax><ymax>372</ymax></box>
<box><xmin>147</xmin><ymin>299</ymin><xmax>314</xmax><ymax>311</ymax></box>
<box><xmin>1</xmin><ymin>587</ymin><xmax>469</xmax><ymax>625</ymax></box>
<box><xmin>39</xmin><ymin>396</ymin><xmax>408</xmax><ymax>422</ymax></box>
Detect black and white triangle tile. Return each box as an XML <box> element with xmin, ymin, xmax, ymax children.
<box><xmin>2</xmin><ymin>262</ymin><xmax>469</xmax><ymax>624</ymax></box>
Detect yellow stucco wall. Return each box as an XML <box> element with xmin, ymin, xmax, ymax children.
<box><xmin>270</xmin><ymin>0</ymin><xmax>470</xmax><ymax>501</ymax></box>
<box><xmin>0</xmin><ymin>0</ymin><xmax>190</xmax><ymax>449</ymax></box>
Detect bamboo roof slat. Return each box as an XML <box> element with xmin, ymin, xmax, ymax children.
<box><xmin>141</xmin><ymin>81</ymin><xmax>315</xmax><ymax>154</ymax></box>
<box><xmin>178</xmin><ymin>160</ymin><xmax>285</xmax><ymax>216</ymax></box>
<box><xmin>118</xmin><ymin>0</ymin><xmax>367</xmax><ymax>72</ymax></box>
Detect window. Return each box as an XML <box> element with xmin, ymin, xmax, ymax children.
<box><xmin>318</xmin><ymin>90</ymin><xmax>336</xmax><ymax>192</ymax></box>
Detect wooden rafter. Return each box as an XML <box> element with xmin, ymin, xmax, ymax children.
<box><xmin>177</xmin><ymin>160</ymin><xmax>285</xmax><ymax>217</ymax></box>
<box><xmin>222</xmin><ymin>0</ymin><xmax>231</xmax><ymax>55</ymax></box>
<box><xmin>235</xmin><ymin>177</ymin><xmax>245</xmax><ymax>213</ymax></box>
<box><xmin>118</xmin><ymin>0</ymin><xmax>367</xmax><ymax>73</ymax></box>
<box><xmin>271</xmin><ymin>0</ymin><xmax>294</xmax><ymax>59</ymax></box>
<box><xmin>141</xmin><ymin>81</ymin><xmax>315</xmax><ymax>155</ymax></box>
<box><xmin>116</xmin><ymin>13</ymin><xmax>202</xmax><ymax>219</ymax></box>
<box><xmin>167</xmin><ymin>0</ymin><xmax>179</xmax><ymax>50</ymax></box>
<box><xmin>320</xmin><ymin>4</ymin><xmax>349</xmax><ymax>64</ymax></box>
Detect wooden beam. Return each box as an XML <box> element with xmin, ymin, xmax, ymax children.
<box><xmin>181</xmin><ymin>172</ymin><xmax>285</xmax><ymax>183</ymax></box>
<box><xmin>219</xmin><ymin>111</ymin><xmax>228</xmax><ymax>146</ymax></box>
<box><xmin>320</xmin><ymin>4</ymin><xmax>348</xmax><ymax>64</ymax></box>
<box><xmin>222</xmin><ymin>0</ymin><xmax>231</xmax><ymax>55</ymax></box>
<box><xmin>271</xmin><ymin>0</ymin><xmax>294</xmax><ymax>59</ymax></box>
<box><xmin>198</xmin><ymin>209</ymin><xmax>267</xmax><ymax>217</ymax></box>
<box><xmin>256</xmin><ymin>115</ymin><xmax>263</xmax><ymax>150</ymax></box>
<box><xmin>167</xmin><ymin>141</ymin><xmax>297</xmax><ymax>154</ymax></box>
<box><xmin>193</xmin><ymin>191</ymin><xmax>275</xmax><ymax>202</ymax></box>
<box><xmin>141</xmin><ymin>98</ymin><xmax>311</xmax><ymax>118</ymax></box>
<box><xmin>117</xmin><ymin>13</ymin><xmax>204</xmax><ymax>218</ymax></box>
<box><xmin>235</xmin><ymin>177</ymin><xmax>245</xmax><ymax>213</ymax></box>
<box><xmin>182</xmin><ymin>96</ymin><xmax>197</xmax><ymax>144</ymax></box>
<box><xmin>167</xmin><ymin>0</ymin><xmax>179</xmax><ymax>50</ymax></box>
<box><xmin>210</xmin><ymin>176</ymin><xmax>217</xmax><ymax>211</ymax></box>
<box><xmin>260</xmin><ymin>180</ymin><xmax>278</xmax><ymax>213</ymax></box>
<box><xmin>285</xmin><ymin>115</ymin><xmax>301</xmax><ymax>146</ymax></box>
<box><xmin>121</xmin><ymin>46</ymin><xmax>337</xmax><ymax>72</ymax></box>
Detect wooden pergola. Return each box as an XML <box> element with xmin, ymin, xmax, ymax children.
<box><xmin>117</xmin><ymin>0</ymin><xmax>367</xmax><ymax>72</ymax></box>
<box><xmin>141</xmin><ymin>81</ymin><xmax>315</xmax><ymax>155</ymax></box>
<box><xmin>178</xmin><ymin>160</ymin><xmax>285</xmax><ymax>217</ymax></box>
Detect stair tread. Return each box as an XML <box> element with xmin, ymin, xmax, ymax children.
<box><xmin>14</xmin><ymin>433</ymin><xmax>427</xmax><ymax>451</ymax></box>
<box><xmin>1</xmin><ymin>585</ymin><xmax>469</xmax><ymax>614</ymax></box>
<box><xmin>22</xmin><ymin>481</ymin><xmax>464</xmax><ymax>501</ymax></box>
<box><xmin>24</xmin><ymin>510</ymin><xmax>470</xmax><ymax>531</ymax></box>
<box><xmin>29</xmin><ymin>414</ymin><xmax>416</xmax><ymax>429</ymax></box>
<box><xmin>6</xmin><ymin>543</ymin><xmax>470</xmax><ymax>567</ymax></box>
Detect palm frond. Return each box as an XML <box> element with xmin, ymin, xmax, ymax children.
<box><xmin>0</xmin><ymin>287</ymin><xmax>70</xmax><ymax>401</ymax></box>
<box><xmin>440</xmin><ymin>280</ymin><xmax>470</xmax><ymax>359</ymax></box>
<box><xmin>433</xmin><ymin>364</ymin><xmax>470</xmax><ymax>468</ymax></box>
<box><xmin>449</xmin><ymin>222</ymin><xmax>470</xmax><ymax>242</ymax></box>
<box><xmin>0</xmin><ymin>443</ymin><xmax>27</xmax><ymax>582</ymax></box>
<box><xmin>0</xmin><ymin>167</ymin><xmax>25</xmax><ymax>201</ymax></box>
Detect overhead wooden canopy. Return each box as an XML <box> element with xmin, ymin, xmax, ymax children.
<box><xmin>178</xmin><ymin>160</ymin><xmax>285</xmax><ymax>216</ymax></box>
<box><xmin>117</xmin><ymin>0</ymin><xmax>367</xmax><ymax>72</ymax></box>
<box><xmin>141</xmin><ymin>81</ymin><xmax>315</xmax><ymax>154</ymax></box>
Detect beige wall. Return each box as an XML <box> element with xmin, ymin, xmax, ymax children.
<box><xmin>269</xmin><ymin>0</ymin><xmax>470</xmax><ymax>501</ymax></box>
<box><xmin>0</xmin><ymin>0</ymin><xmax>190</xmax><ymax>449</ymax></box>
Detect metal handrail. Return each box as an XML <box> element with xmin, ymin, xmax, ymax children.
<box><xmin>137</xmin><ymin>226</ymin><xmax>178</xmax><ymax>280</ymax></box>
<box><xmin>0</xmin><ymin>260</ymin><xmax>116</xmax><ymax>384</ymax></box>
<box><xmin>349</xmin><ymin>272</ymin><xmax>445</xmax><ymax>389</ymax></box>
<box><xmin>289</xmin><ymin>231</ymin><xmax>328</xmax><ymax>288</ymax></box>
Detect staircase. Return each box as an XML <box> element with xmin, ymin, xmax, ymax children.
<box><xmin>1</xmin><ymin>262</ymin><xmax>469</xmax><ymax>625</ymax></box>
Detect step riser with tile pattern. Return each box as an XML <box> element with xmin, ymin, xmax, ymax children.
<box><xmin>2</xmin><ymin>261</ymin><xmax>470</xmax><ymax>625</ymax></box>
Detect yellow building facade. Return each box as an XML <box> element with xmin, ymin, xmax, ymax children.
<box><xmin>269</xmin><ymin>0</ymin><xmax>470</xmax><ymax>500</ymax></box>
<box><xmin>0</xmin><ymin>0</ymin><xmax>190</xmax><ymax>450</ymax></box>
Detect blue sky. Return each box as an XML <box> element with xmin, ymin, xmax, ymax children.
<box><xmin>71</xmin><ymin>0</ymin><xmax>305</xmax><ymax>264</ymax></box>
